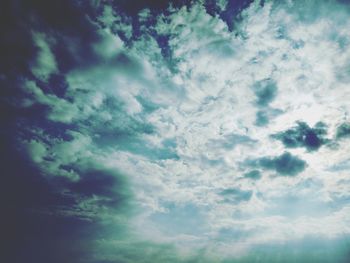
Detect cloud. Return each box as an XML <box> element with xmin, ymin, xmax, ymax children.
<box><xmin>255</xmin><ymin>110</ymin><xmax>269</xmax><ymax>126</ymax></box>
<box><xmin>209</xmin><ymin>0</ymin><xmax>255</xmax><ymax>31</ymax></box>
<box><xmin>25</xmin><ymin>139</ymin><xmax>47</xmax><ymax>163</ymax></box>
<box><xmin>244</xmin><ymin>170</ymin><xmax>262</xmax><ymax>180</ymax></box>
<box><xmin>0</xmin><ymin>139</ymin><xmax>107</xmax><ymax>262</ymax></box>
<box><xmin>255</xmin><ymin>108</ymin><xmax>283</xmax><ymax>127</ymax></box>
<box><xmin>336</xmin><ymin>122</ymin><xmax>350</xmax><ymax>139</ymax></box>
<box><xmin>30</xmin><ymin>32</ymin><xmax>57</xmax><ymax>82</ymax></box>
<box><xmin>22</xmin><ymin>80</ymin><xmax>79</xmax><ymax>123</ymax></box>
<box><xmin>220</xmin><ymin>188</ymin><xmax>253</xmax><ymax>203</ymax></box>
<box><xmin>272</xmin><ymin>121</ymin><xmax>329</xmax><ymax>151</ymax></box>
<box><xmin>249</xmin><ymin>152</ymin><xmax>307</xmax><ymax>176</ymax></box>
<box><xmin>3</xmin><ymin>0</ymin><xmax>350</xmax><ymax>262</ymax></box>
<box><xmin>252</xmin><ymin>78</ymin><xmax>278</xmax><ymax>107</ymax></box>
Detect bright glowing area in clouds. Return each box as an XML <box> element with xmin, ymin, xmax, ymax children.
<box><xmin>4</xmin><ymin>0</ymin><xmax>350</xmax><ymax>262</ymax></box>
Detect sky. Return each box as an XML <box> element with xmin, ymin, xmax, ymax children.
<box><xmin>2</xmin><ymin>0</ymin><xmax>350</xmax><ymax>262</ymax></box>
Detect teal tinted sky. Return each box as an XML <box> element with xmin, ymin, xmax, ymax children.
<box><xmin>2</xmin><ymin>0</ymin><xmax>350</xmax><ymax>262</ymax></box>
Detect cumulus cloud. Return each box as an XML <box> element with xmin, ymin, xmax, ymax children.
<box><xmin>248</xmin><ymin>152</ymin><xmax>307</xmax><ymax>176</ymax></box>
<box><xmin>252</xmin><ymin>78</ymin><xmax>278</xmax><ymax>107</ymax></box>
<box><xmin>244</xmin><ymin>170</ymin><xmax>262</xmax><ymax>180</ymax></box>
<box><xmin>255</xmin><ymin>110</ymin><xmax>269</xmax><ymax>126</ymax></box>
<box><xmin>30</xmin><ymin>32</ymin><xmax>57</xmax><ymax>82</ymax></box>
<box><xmin>272</xmin><ymin>121</ymin><xmax>329</xmax><ymax>151</ymax></box>
<box><xmin>336</xmin><ymin>122</ymin><xmax>350</xmax><ymax>139</ymax></box>
<box><xmin>255</xmin><ymin>108</ymin><xmax>282</xmax><ymax>126</ymax></box>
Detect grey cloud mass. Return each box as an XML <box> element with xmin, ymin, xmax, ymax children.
<box><xmin>272</xmin><ymin>121</ymin><xmax>329</xmax><ymax>151</ymax></box>
<box><xmin>244</xmin><ymin>170</ymin><xmax>262</xmax><ymax>180</ymax></box>
<box><xmin>252</xmin><ymin>78</ymin><xmax>278</xmax><ymax>107</ymax></box>
<box><xmin>336</xmin><ymin>122</ymin><xmax>350</xmax><ymax>139</ymax></box>
<box><xmin>249</xmin><ymin>152</ymin><xmax>307</xmax><ymax>176</ymax></box>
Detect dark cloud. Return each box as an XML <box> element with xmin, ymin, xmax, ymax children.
<box><xmin>255</xmin><ymin>110</ymin><xmax>269</xmax><ymax>126</ymax></box>
<box><xmin>0</xmin><ymin>0</ymin><xmax>104</xmax><ymax>79</ymax></box>
<box><xmin>252</xmin><ymin>79</ymin><xmax>278</xmax><ymax>107</ymax></box>
<box><xmin>272</xmin><ymin>121</ymin><xmax>329</xmax><ymax>151</ymax></box>
<box><xmin>244</xmin><ymin>170</ymin><xmax>262</xmax><ymax>180</ymax></box>
<box><xmin>255</xmin><ymin>108</ymin><xmax>283</xmax><ymax>127</ymax></box>
<box><xmin>66</xmin><ymin>169</ymin><xmax>131</xmax><ymax>206</ymax></box>
<box><xmin>336</xmin><ymin>122</ymin><xmax>350</xmax><ymax>139</ymax></box>
<box><xmin>0</xmin><ymin>92</ymin><xmax>133</xmax><ymax>262</ymax></box>
<box><xmin>249</xmin><ymin>152</ymin><xmax>307</xmax><ymax>176</ymax></box>
<box><xmin>1</xmin><ymin>133</ymin><xmax>134</xmax><ymax>262</ymax></box>
<box><xmin>1</xmin><ymin>4</ymin><xmax>150</xmax><ymax>261</ymax></box>
<box><xmin>0</xmin><ymin>139</ymin><xmax>94</xmax><ymax>262</ymax></box>
<box><xmin>82</xmin><ymin>98</ymin><xmax>154</xmax><ymax>147</ymax></box>
<box><xmin>99</xmin><ymin>0</ymin><xmax>193</xmax><ymax>68</ymax></box>
<box><xmin>204</xmin><ymin>0</ymin><xmax>256</xmax><ymax>31</ymax></box>
<box><xmin>220</xmin><ymin>188</ymin><xmax>253</xmax><ymax>203</ymax></box>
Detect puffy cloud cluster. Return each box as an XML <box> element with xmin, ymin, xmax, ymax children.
<box><xmin>248</xmin><ymin>152</ymin><xmax>307</xmax><ymax>176</ymax></box>
<box><xmin>336</xmin><ymin>122</ymin><xmax>350</xmax><ymax>139</ymax></box>
<box><xmin>272</xmin><ymin>121</ymin><xmax>329</xmax><ymax>151</ymax></box>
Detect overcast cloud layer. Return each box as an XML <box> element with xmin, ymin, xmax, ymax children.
<box><xmin>2</xmin><ymin>0</ymin><xmax>350</xmax><ymax>262</ymax></box>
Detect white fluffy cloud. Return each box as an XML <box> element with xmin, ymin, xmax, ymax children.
<box><xmin>30</xmin><ymin>32</ymin><xmax>57</xmax><ymax>82</ymax></box>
